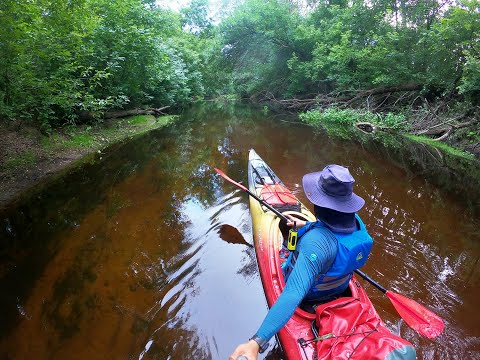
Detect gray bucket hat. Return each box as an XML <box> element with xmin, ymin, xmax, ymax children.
<box><xmin>302</xmin><ymin>164</ymin><xmax>365</xmax><ymax>213</ymax></box>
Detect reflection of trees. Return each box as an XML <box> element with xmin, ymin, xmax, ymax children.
<box><xmin>237</xmin><ymin>245</ymin><xmax>258</xmax><ymax>280</ymax></box>
<box><xmin>359</xmin><ymin>133</ymin><xmax>480</xmax><ymax>217</ymax></box>
<box><xmin>149</xmin><ymin>103</ymin><xmax>273</xmax><ymax>209</ymax></box>
<box><xmin>0</xmin><ymin>124</ymin><xmax>191</xmax><ymax>332</ymax></box>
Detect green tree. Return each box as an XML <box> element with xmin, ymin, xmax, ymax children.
<box><xmin>219</xmin><ymin>0</ymin><xmax>303</xmax><ymax>97</ymax></box>
<box><xmin>0</xmin><ymin>0</ymin><xmax>213</xmax><ymax>127</ymax></box>
<box><xmin>181</xmin><ymin>0</ymin><xmax>214</xmax><ymax>36</ymax></box>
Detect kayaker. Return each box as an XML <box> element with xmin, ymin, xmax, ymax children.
<box><xmin>229</xmin><ymin>164</ymin><xmax>374</xmax><ymax>360</ymax></box>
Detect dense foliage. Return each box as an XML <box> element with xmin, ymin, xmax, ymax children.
<box><xmin>219</xmin><ymin>0</ymin><xmax>479</xmax><ymax>102</ymax></box>
<box><xmin>0</xmin><ymin>0</ymin><xmax>225</xmax><ymax>129</ymax></box>
<box><xmin>0</xmin><ymin>0</ymin><xmax>478</xmax><ymax>131</ymax></box>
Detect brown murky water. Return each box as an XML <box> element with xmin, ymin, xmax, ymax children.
<box><xmin>1</xmin><ymin>103</ymin><xmax>479</xmax><ymax>359</ymax></box>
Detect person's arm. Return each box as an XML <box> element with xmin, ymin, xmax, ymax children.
<box><xmin>228</xmin><ymin>253</ymin><xmax>316</xmax><ymax>360</ymax></box>
<box><xmin>229</xmin><ymin>231</ymin><xmax>336</xmax><ymax>358</ymax></box>
<box><xmin>254</xmin><ymin>240</ymin><xmax>328</xmax><ymax>340</ymax></box>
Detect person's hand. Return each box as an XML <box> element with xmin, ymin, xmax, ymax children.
<box><xmin>284</xmin><ymin>214</ymin><xmax>306</xmax><ymax>228</ymax></box>
<box><xmin>228</xmin><ymin>339</ymin><xmax>260</xmax><ymax>360</ymax></box>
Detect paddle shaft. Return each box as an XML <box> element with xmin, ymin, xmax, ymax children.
<box><xmin>246</xmin><ymin>187</ymin><xmax>289</xmax><ymax>223</ymax></box>
<box><xmin>354</xmin><ymin>269</ymin><xmax>387</xmax><ymax>294</ymax></box>
<box><xmin>214</xmin><ymin>168</ymin><xmax>288</xmax><ymax>223</ymax></box>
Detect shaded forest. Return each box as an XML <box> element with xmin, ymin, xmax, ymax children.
<box><xmin>0</xmin><ymin>0</ymin><xmax>479</xmax><ymax>152</ymax></box>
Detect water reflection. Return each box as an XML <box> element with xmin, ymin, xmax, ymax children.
<box><xmin>0</xmin><ymin>103</ymin><xmax>479</xmax><ymax>359</ymax></box>
<box><xmin>218</xmin><ymin>225</ymin><xmax>253</xmax><ymax>248</ymax></box>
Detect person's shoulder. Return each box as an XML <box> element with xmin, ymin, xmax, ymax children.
<box><xmin>299</xmin><ymin>224</ymin><xmax>337</xmax><ymax>259</ymax></box>
<box><xmin>309</xmin><ymin>221</ymin><xmax>332</xmax><ymax>233</ymax></box>
<box><xmin>303</xmin><ymin>223</ymin><xmax>337</xmax><ymax>243</ymax></box>
<box><xmin>354</xmin><ymin>214</ymin><xmax>368</xmax><ymax>231</ymax></box>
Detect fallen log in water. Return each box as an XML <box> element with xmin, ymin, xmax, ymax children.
<box><xmin>79</xmin><ymin>106</ymin><xmax>170</xmax><ymax>122</ymax></box>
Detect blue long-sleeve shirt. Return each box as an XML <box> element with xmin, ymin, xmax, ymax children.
<box><xmin>256</xmin><ymin>222</ymin><xmax>338</xmax><ymax>341</ymax></box>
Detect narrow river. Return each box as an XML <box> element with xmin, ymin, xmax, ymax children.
<box><xmin>0</xmin><ymin>103</ymin><xmax>479</xmax><ymax>359</ymax></box>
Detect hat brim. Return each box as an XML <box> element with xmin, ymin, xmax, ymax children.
<box><xmin>302</xmin><ymin>171</ymin><xmax>365</xmax><ymax>213</ymax></box>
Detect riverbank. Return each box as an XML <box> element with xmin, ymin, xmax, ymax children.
<box><xmin>0</xmin><ymin>115</ymin><xmax>177</xmax><ymax>208</ymax></box>
<box><xmin>297</xmin><ymin>107</ymin><xmax>480</xmax><ymax>159</ymax></box>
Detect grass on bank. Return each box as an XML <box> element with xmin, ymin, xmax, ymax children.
<box><xmin>1</xmin><ymin>114</ymin><xmax>178</xmax><ymax>173</ymax></box>
<box><xmin>42</xmin><ymin>114</ymin><xmax>177</xmax><ymax>152</ymax></box>
<box><xmin>299</xmin><ymin>107</ymin><xmax>407</xmax><ymax>139</ymax></box>
<box><xmin>300</xmin><ymin>107</ymin><xmax>477</xmax><ymax>160</ymax></box>
<box><xmin>300</xmin><ymin>108</ymin><xmax>407</xmax><ymax>130</ymax></box>
<box><xmin>3</xmin><ymin>150</ymin><xmax>37</xmax><ymax>170</ymax></box>
<box><xmin>404</xmin><ymin>134</ymin><xmax>476</xmax><ymax>160</ymax></box>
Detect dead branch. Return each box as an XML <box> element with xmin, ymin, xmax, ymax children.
<box><xmin>262</xmin><ymin>84</ymin><xmax>423</xmax><ymax>111</ymax></box>
<box><xmin>432</xmin><ymin>118</ymin><xmax>479</xmax><ymax>141</ymax></box>
<box><xmin>345</xmin><ymin>84</ymin><xmax>422</xmax><ymax>106</ymax></box>
<box><xmin>414</xmin><ymin>113</ymin><xmax>475</xmax><ymax>136</ymax></box>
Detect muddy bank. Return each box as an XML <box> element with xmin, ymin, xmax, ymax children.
<box><xmin>0</xmin><ymin>115</ymin><xmax>177</xmax><ymax>209</ymax></box>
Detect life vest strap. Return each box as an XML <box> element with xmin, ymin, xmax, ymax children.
<box><xmin>314</xmin><ymin>274</ymin><xmax>351</xmax><ymax>291</ymax></box>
